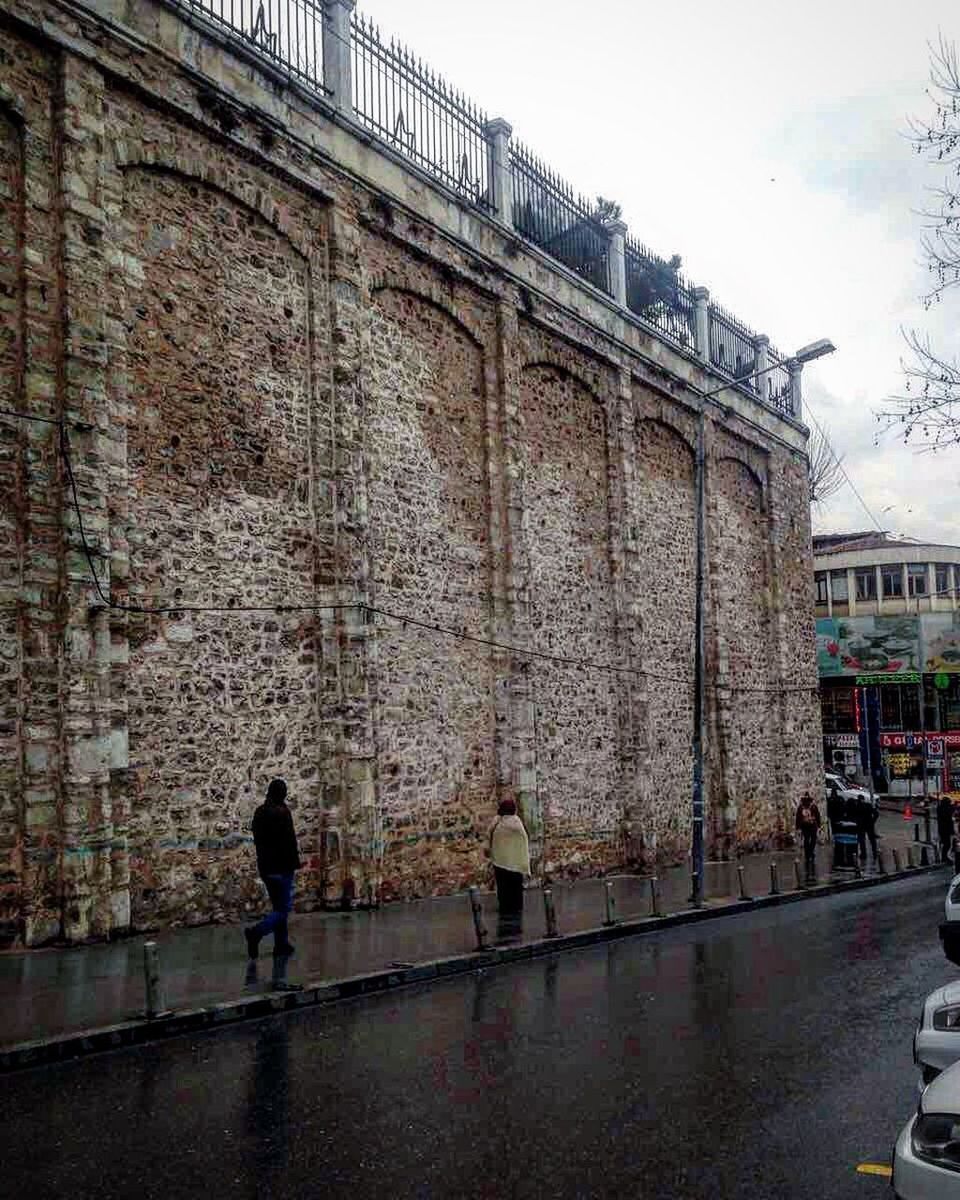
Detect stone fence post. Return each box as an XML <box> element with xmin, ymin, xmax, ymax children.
<box><xmin>323</xmin><ymin>0</ymin><xmax>356</xmax><ymax>114</ymax></box>
<box><xmin>484</xmin><ymin>118</ymin><xmax>513</xmax><ymax>226</ymax></box>
<box><xmin>753</xmin><ymin>333</ymin><xmax>769</xmax><ymax>400</ymax></box>
<box><xmin>788</xmin><ymin>357</ymin><xmax>803</xmax><ymax>421</ymax></box>
<box><xmin>691</xmin><ymin>286</ymin><xmax>710</xmax><ymax>364</ymax></box>
<box><xmin>606</xmin><ymin>219</ymin><xmax>627</xmax><ymax>307</ymax></box>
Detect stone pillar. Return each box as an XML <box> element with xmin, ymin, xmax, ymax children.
<box><xmin>496</xmin><ymin>299</ymin><xmax>540</xmax><ymax>866</ymax></box>
<box><xmin>788</xmin><ymin>357</ymin><xmax>803</xmax><ymax>421</ymax></box>
<box><xmin>691</xmin><ymin>286</ymin><xmax>710</xmax><ymax>364</ymax></box>
<box><xmin>323</xmin><ymin>0</ymin><xmax>356</xmax><ymax>114</ymax></box>
<box><xmin>753</xmin><ymin>334</ymin><xmax>769</xmax><ymax>401</ymax></box>
<box><xmin>55</xmin><ymin>55</ymin><xmax>123</xmax><ymax>942</ymax></box>
<box><xmin>606</xmin><ymin>219</ymin><xmax>627</xmax><ymax>307</ymax></box>
<box><xmin>483</xmin><ymin>118</ymin><xmax>512</xmax><ymax>227</ymax></box>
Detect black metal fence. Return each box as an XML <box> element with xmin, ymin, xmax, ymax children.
<box><xmin>624</xmin><ymin>238</ymin><xmax>695</xmax><ymax>351</ymax></box>
<box><xmin>760</xmin><ymin>350</ymin><xmax>793</xmax><ymax>415</ymax></box>
<box><xmin>509</xmin><ymin>143</ymin><xmax>610</xmax><ymax>294</ymax></box>
<box><xmin>709</xmin><ymin>303</ymin><xmax>758</xmax><ymax>392</ymax></box>
<box><xmin>351</xmin><ymin>14</ymin><xmax>492</xmax><ymax>209</ymax></box>
<box><xmin>169</xmin><ymin>0</ymin><xmax>325</xmax><ymax>92</ymax></box>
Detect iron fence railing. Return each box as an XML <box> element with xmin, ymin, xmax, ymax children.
<box><xmin>169</xmin><ymin>0</ymin><xmax>325</xmax><ymax>92</ymax></box>
<box><xmin>624</xmin><ymin>238</ymin><xmax>696</xmax><ymax>351</ymax></box>
<box><xmin>509</xmin><ymin>143</ymin><xmax>610</xmax><ymax>294</ymax></box>
<box><xmin>761</xmin><ymin>350</ymin><xmax>793</xmax><ymax>415</ymax></box>
<box><xmin>709</xmin><ymin>303</ymin><xmax>758</xmax><ymax>393</ymax></box>
<box><xmin>351</xmin><ymin>13</ymin><xmax>492</xmax><ymax>209</ymax></box>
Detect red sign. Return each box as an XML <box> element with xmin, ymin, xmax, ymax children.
<box><xmin>880</xmin><ymin>732</ymin><xmax>960</xmax><ymax>749</ymax></box>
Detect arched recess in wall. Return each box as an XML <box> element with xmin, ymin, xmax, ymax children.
<box><xmin>363</xmin><ymin>284</ymin><xmax>495</xmax><ymax>900</ymax></box>
<box><xmin>710</xmin><ymin>454</ymin><xmax>772</xmax><ymax>850</ymax></box>
<box><xmin>633</xmin><ymin>418</ymin><xmax>697</xmax><ymax>856</ymax></box>
<box><xmin>0</xmin><ymin>105</ymin><xmax>25</xmax><ymax>945</ymax></box>
<box><xmin>517</xmin><ymin>360</ymin><xmax>619</xmax><ymax>870</ymax></box>
<box><xmin>116</xmin><ymin>164</ymin><xmax>325</xmax><ymax>928</ymax></box>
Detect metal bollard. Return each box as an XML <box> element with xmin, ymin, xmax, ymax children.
<box><xmin>908</xmin><ymin>845</ymin><xmax>917</xmax><ymax>869</ymax></box>
<box><xmin>915</xmin><ymin>823</ymin><xmax>921</xmax><ymax>843</ymax></box>
<box><xmin>877</xmin><ymin>848</ymin><xmax>887</xmax><ymax>875</ymax></box>
<box><xmin>737</xmin><ymin>864</ymin><xmax>749</xmax><ymax>901</ymax></box>
<box><xmin>543</xmin><ymin>887</ymin><xmax>559</xmax><ymax>938</ymax></box>
<box><xmin>769</xmin><ymin>861</ymin><xmax>780</xmax><ymax>895</ymax></box>
<box><xmin>924</xmin><ymin>806</ymin><xmax>932</xmax><ymax>845</ymax></box>
<box><xmin>892</xmin><ymin>848</ymin><xmax>902</xmax><ymax>873</ymax></box>
<box><xmin>603</xmin><ymin>879</ymin><xmax>618</xmax><ymax>927</ymax></box>
<box><xmin>794</xmin><ymin>859</ymin><xmax>804</xmax><ymax>890</ymax></box>
<box><xmin>921</xmin><ymin>844</ymin><xmax>931</xmax><ymax>868</ymax></box>
<box><xmin>468</xmin><ymin>885</ymin><xmax>488</xmax><ymax>951</ymax></box>
<box><xmin>690</xmin><ymin>871</ymin><xmax>702</xmax><ymax>909</ymax></box>
<box><xmin>143</xmin><ymin>941</ymin><xmax>166</xmax><ymax>1019</ymax></box>
<box><xmin>649</xmin><ymin>876</ymin><xmax>661</xmax><ymax>918</ymax></box>
<box><xmin>854</xmin><ymin>854</ymin><xmax>862</xmax><ymax>879</ymax></box>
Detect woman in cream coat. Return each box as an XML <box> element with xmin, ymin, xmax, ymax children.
<box><xmin>489</xmin><ymin>798</ymin><xmax>531</xmax><ymax>916</ymax></box>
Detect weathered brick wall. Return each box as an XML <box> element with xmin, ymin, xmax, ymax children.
<box><xmin>631</xmin><ymin>415</ymin><xmax>697</xmax><ymax>861</ymax></box>
<box><xmin>515</xmin><ymin>359</ymin><xmax>620</xmax><ymax>874</ymax></box>
<box><xmin>0</xmin><ymin>0</ymin><xmax>821</xmax><ymax>943</ymax></box>
<box><xmin>363</xmin><ymin>283</ymin><xmax>496</xmax><ymax>898</ymax></box>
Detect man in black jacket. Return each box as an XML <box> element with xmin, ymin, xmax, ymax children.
<box><xmin>245</xmin><ymin>778</ymin><xmax>302</xmax><ymax>959</ymax></box>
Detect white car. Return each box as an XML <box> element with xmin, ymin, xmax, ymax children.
<box><xmin>938</xmin><ymin>876</ymin><xmax>960</xmax><ymax>973</ymax></box>
<box><xmin>824</xmin><ymin>769</ymin><xmax>875</xmax><ymax>809</ymax></box>
<box><xmin>893</xmin><ymin>1056</ymin><xmax>960</xmax><ymax>1198</ymax></box>
<box><xmin>915</xmin><ymin>979</ymin><xmax>960</xmax><ymax>1085</ymax></box>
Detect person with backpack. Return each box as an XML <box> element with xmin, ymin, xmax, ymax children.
<box><xmin>937</xmin><ymin>793</ymin><xmax>956</xmax><ymax>866</ymax></box>
<box><xmin>796</xmin><ymin>793</ymin><xmax>822</xmax><ymax>883</ymax></box>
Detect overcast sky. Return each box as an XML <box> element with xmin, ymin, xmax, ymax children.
<box><xmin>356</xmin><ymin>0</ymin><xmax>959</xmax><ymax>544</ymax></box>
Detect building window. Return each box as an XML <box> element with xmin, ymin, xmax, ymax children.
<box><xmin>908</xmin><ymin>563</ymin><xmax>928</xmax><ymax>597</ymax></box>
<box><xmin>831</xmin><ymin>570</ymin><xmax>848</xmax><ymax>603</ymax></box>
<box><xmin>855</xmin><ymin>569</ymin><xmax>877</xmax><ymax>601</ymax></box>
<box><xmin>880</xmin><ymin>686</ymin><xmax>902</xmax><ymax>730</ymax></box>
<box><xmin>881</xmin><ymin>565</ymin><xmax>903</xmax><ymax>598</ymax></box>
<box><xmin>936</xmin><ymin>562</ymin><xmax>954</xmax><ymax>598</ymax></box>
<box><xmin>815</xmin><ymin>571</ymin><xmax>828</xmax><ymax>604</ymax></box>
<box><xmin>821</xmin><ymin>686</ymin><xmax>856</xmax><ymax>733</ymax></box>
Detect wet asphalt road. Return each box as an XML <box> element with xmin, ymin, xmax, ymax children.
<box><xmin>3</xmin><ymin>872</ymin><xmax>955</xmax><ymax>1200</ymax></box>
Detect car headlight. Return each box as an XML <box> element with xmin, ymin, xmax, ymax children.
<box><xmin>933</xmin><ymin>1006</ymin><xmax>960</xmax><ymax>1030</ymax></box>
<box><xmin>912</xmin><ymin>1113</ymin><xmax>960</xmax><ymax>1171</ymax></box>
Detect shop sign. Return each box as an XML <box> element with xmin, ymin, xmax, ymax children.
<box><xmin>856</xmin><ymin>672</ymin><xmax>921</xmax><ymax>685</ymax></box>
<box><xmin>817</xmin><ymin>616</ymin><xmax>920</xmax><ymax>678</ymax></box>
<box><xmin>928</xmin><ymin>758</ymin><xmax>946</xmax><ymax>769</ymax></box>
<box><xmin>824</xmin><ymin>733</ymin><xmax>860</xmax><ymax>748</ymax></box>
<box><xmin>888</xmin><ymin>753</ymin><xmax>912</xmax><ymax>776</ymax></box>
<box><xmin>880</xmin><ymin>732</ymin><xmax>960</xmax><ymax>749</ymax></box>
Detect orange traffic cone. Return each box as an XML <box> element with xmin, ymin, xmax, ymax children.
<box><xmin>904</xmin><ymin>803</ymin><xmax>913</xmax><ymax>821</ymax></box>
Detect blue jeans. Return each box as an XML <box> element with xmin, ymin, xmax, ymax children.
<box><xmin>251</xmin><ymin>873</ymin><xmax>294</xmax><ymax>947</ymax></box>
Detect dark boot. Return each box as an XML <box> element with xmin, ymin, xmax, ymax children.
<box><xmin>244</xmin><ymin>927</ymin><xmax>260</xmax><ymax>959</ymax></box>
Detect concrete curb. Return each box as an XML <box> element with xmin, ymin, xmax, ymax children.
<box><xmin>0</xmin><ymin>862</ymin><xmax>945</xmax><ymax>1074</ymax></box>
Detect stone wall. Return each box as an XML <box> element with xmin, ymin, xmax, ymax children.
<box><xmin>0</xmin><ymin>0</ymin><xmax>821</xmax><ymax>943</ymax></box>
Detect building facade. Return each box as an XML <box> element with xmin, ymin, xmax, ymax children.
<box><xmin>0</xmin><ymin>0</ymin><xmax>820</xmax><ymax>945</ymax></box>
<box><xmin>815</xmin><ymin>532</ymin><xmax>960</xmax><ymax>797</ymax></box>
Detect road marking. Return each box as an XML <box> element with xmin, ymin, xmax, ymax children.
<box><xmin>856</xmin><ymin>1163</ymin><xmax>892</xmax><ymax>1178</ymax></box>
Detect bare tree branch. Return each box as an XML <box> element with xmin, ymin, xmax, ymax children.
<box><xmin>882</xmin><ymin>35</ymin><xmax>960</xmax><ymax>446</ymax></box>
<box><xmin>807</xmin><ymin>422</ymin><xmax>845</xmax><ymax>507</ymax></box>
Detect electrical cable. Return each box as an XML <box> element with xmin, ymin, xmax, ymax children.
<box><xmin>3</xmin><ymin>407</ymin><xmax>820</xmax><ymax>696</ymax></box>
<box><xmin>803</xmin><ymin>397</ymin><xmax>885</xmax><ymax>533</ymax></box>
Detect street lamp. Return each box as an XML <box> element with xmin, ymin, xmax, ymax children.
<box><xmin>690</xmin><ymin>337</ymin><xmax>836</xmax><ymax>907</ymax></box>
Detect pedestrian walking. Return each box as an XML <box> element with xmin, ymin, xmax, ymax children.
<box><xmin>245</xmin><ymin>778</ymin><xmax>301</xmax><ymax>959</ymax></box>
<box><xmin>856</xmin><ymin>791</ymin><xmax>879</xmax><ymax>864</ymax></box>
<box><xmin>795</xmin><ymin>793</ymin><xmax>821</xmax><ymax>883</ymax></box>
<box><xmin>489</xmin><ymin>799</ymin><xmax>530</xmax><ymax>934</ymax></box>
<box><xmin>937</xmin><ymin>794</ymin><xmax>955</xmax><ymax>865</ymax></box>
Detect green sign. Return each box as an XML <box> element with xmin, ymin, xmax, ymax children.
<box><xmin>936</xmin><ymin>672</ymin><xmax>951</xmax><ymax>690</ymax></box>
<box><xmin>855</xmin><ymin>672</ymin><xmax>921</xmax><ymax>686</ymax></box>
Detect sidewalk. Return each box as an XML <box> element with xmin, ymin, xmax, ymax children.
<box><xmin>0</xmin><ymin>812</ymin><xmax>934</xmax><ymax>1052</ymax></box>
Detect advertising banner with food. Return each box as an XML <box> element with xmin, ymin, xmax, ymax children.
<box><xmin>816</xmin><ymin>616</ymin><xmax>920</xmax><ymax>677</ymax></box>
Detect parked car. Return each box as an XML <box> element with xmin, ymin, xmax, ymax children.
<box><xmin>893</xmin><ymin>1055</ymin><xmax>960</xmax><ymax>1198</ymax></box>
<box><xmin>915</xmin><ymin>977</ymin><xmax>960</xmax><ymax>1085</ymax></box>
<box><xmin>824</xmin><ymin>769</ymin><xmax>876</xmax><ymax>810</ymax></box>
<box><xmin>939</xmin><ymin>875</ymin><xmax>960</xmax><ymax>970</ymax></box>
